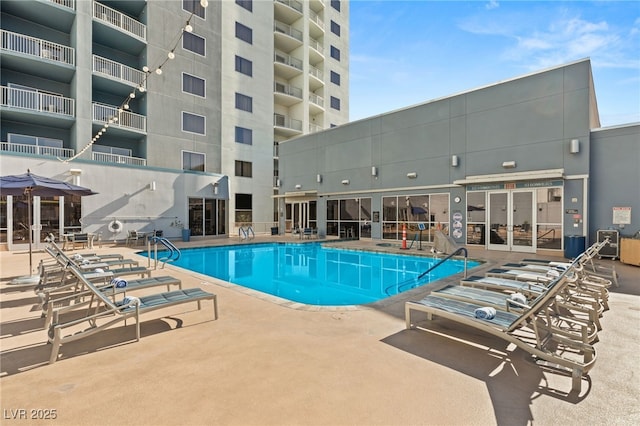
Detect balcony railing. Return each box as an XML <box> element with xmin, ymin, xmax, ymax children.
<box><xmin>1</xmin><ymin>141</ymin><xmax>74</xmax><ymax>159</ymax></box>
<box><xmin>92</xmin><ymin>151</ymin><xmax>146</xmax><ymax>166</ymax></box>
<box><xmin>274</xmin><ymin>82</ymin><xmax>303</xmax><ymax>99</ymax></box>
<box><xmin>1</xmin><ymin>86</ymin><xmax>75</xmax><ymax>116</ymax></box>
<box><xmin>309</xmin><ymin>123</ymin><xmax>323</xmax><ymax>133</ymax></box>
<box><xmin>275</xmin><ymin>0</ymin><xmax>303</xmax><ymax>13</ymax></box>
<box><xmin>309</xmin><ymin>10</ymin><xmax>324</xmax><ymax>29</ymax></box>
<box><xmin>274</xmin><ymin>50</ymin><xmax>303</xmax><ymax>70</ymax></box>
<box><xmin>309</xmin><ymin>37</ymin><xmax>324</xmax><ymax>55</ymax></box>
<box><xmin>93</xmin><ymin>1</ymin><xmax>147</xmax><ymax>41</ymax></box>
<box><xmin>274</xmin><ymin>21</ymin><xmax>303</xmax><ymax>42</ymax></box>
<box><xmin>92</xmin><ymin>102</ymin><xmax>146</xmax><ymax>133</ymax></box>
<box><xmin>49</xmin><ymin>0</ymin><xmax>75</xmax><ymax>9</ymax></box>
<box><xmin>93</xmin><ymin>55</ymin><xmax>146</xmax><ymax>88</ymax></box>
<box><xmin>274</xmin><ymin>113</ymin><xmax>302</xmax><ymax>131</ymax></box>
<box><xmin>309</xmin><ymin>93</ymin><xmax>324</xmax><ymax>108</ymax></box>
<box><xmin>1</xmin><ymin>30</ymin><xmax>75</xmax><ymax>66</ymax></box>
<box><xmin>309</xmin><ymin>64</ymin><xmax>323</xmax><ymax>80</ymax></box>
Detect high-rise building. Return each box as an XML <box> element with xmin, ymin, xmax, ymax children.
<box><xmin>0</xmin><ymin>0</ymin><xmax>350</xmax><ymax>247</ymax></box>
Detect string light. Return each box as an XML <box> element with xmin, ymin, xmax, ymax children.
<box><xmin>59</xmin><ymin>2</ymin><xmax>208</xmax><ymax>163</ymax></box>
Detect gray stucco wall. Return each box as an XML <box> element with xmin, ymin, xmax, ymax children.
<box><xmin>589</xmin><ymin>124</ymin><xmax>640</xmax><ymax>242</ymax></box>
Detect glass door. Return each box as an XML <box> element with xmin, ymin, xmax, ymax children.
<box><xmin>487</xmin><ymin>190</ymin><xmax>535</xmax><ymax>253</ymax></box>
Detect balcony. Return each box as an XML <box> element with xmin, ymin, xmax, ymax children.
<box><xmin>309</xmin><ymin>123</ymin><xmax>323</xmax><ymax>133</ymax></box>
<box><xmin>274</xmin><ymin>0</ymin><xmax>303</xmax><ymax>24</ymax></box>
<box><xmin>1</xmin><ymin>141</ymin><xmax>74</xmax><ymax>159</ymax></box>
<box><xmin>93</xmin><ymin>1</ymin><xmax>146</xmax><ymax>54</ymax></box>
<box><xmin>274</xmin><ymin>50</ymin><xmax>303</xmax><ymax>79</ymax></box>
<box><xmin>1</xmin><ymin>30</ymin><xmax>75</xmax><ymax>81</ymax></box>
<box><xmin>274</xmin><ymin>21</ymin><xmax>303</xmax><ymax>52</ymax></box>
<box><xmin>92</xmin><ymin>151</ymin><xmax>146</xmax><ymax>166</ymax></box>
<box><xmin>309</xmin><ymin>64</ymin><xmax>324</xmax><ymax>91</ymax></box>
<box><xmin>309</xmin><ymin>93</ymin><xmax>324</xmax><ymax>114</ymax></box>
<box><xmin>93</xmin><ymin>55</ymin><xmax>146</xmax><ymax>94</ymax></box>
<box><xmin>274</xmin><ymin>113</ymin><xmax>303</xmax><ymax>137</ymax></box>
<box><xmin>309</xmin><ymin>37</ymin><xmax>324</xmax><ymax>64</ymax></box>
<box><xmin>92</xmin><ymin>102</ymin><xmax>146</xmax><ymax>134</ymax></box>
<box><xmin>0</xmin><ymin>0</ymin><xmax>75</xmax><ymax>32</ymax></box>
<box><xmin>1</xmin><ymin>85</ymin><xmax>74</xmax><ymax>116</ymax></box>
<box><xmin>274</xmin><ymin>82</ymin><xmax>302</xmax><ymax>107</ymax></box>
<box><xmin>309</xmin><ymin>10</ymin><xmax>324</xmax><ymax>38</ymax></box>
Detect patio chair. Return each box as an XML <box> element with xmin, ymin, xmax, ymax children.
<box><xmin>406</xmin><ymin>268</ymin><xmax>597</xmax><ymax>392</ymax></box>
<box><xmin>303</xmin><ymin>228</ymin><xmax>313</xmax><ymax>239</ymax></box>
<box><xmin>47</xmin><ymin>262</ymin><xmax>218</xmax><ymax>364</ymax></box>
<box><xmin>126</xmin><ymin>230</ymin><xmax>144</xmax><ymax>247</ymax></box>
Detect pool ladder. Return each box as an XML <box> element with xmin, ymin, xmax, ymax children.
<box><xmin>384</xmin><ymin>247</ymin><xmax>469</xmax><ymax>296</ymax></box>
<box><xmin>239</xmin><ymin>225</ymin><xmax>255</xmax><ymax>241</ymax></box>
<box><xmin>147</xmin><ymin>236</ymin><xmax>181</xmax><ymax>269</ymax></box>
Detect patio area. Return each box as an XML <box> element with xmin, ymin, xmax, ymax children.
<box><xmin>1</xmin><ymin>237</ymin><xmax>639</xmax><ymax>425</ymax></box>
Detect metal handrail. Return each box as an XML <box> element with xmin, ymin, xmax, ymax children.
<box><xmin>148</xmin><ymin>236</ymin><xmax>180</xmax><ymax>269</ymax></box>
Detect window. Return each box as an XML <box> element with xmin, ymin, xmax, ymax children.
<box><xmin>183</xmin><ymin>0</ymin><xmax>206</xmax><ymax>19</ymax></box>
<box><xmin>331</xmin><ymin>20</ymin><xmax>340</xmax><ymax>36</ymax></box>
<box><xmin>235</xmin><ymin>126</ymin><xmax>253</xmax><ymax>145</ymax></box>
<box><xmin>236</xmin><ymin>0</ymin><xmax>252</xmax><ymax>12</ymax></box>
<box><xmin>330</xmin><ymin>46</ymin><xmax>340</xmax><ymax>61</ymax></box>
<box><xmin>235</xmin><ymin>55</ymin><xmax>253</xmax><ymax>76</ymax></box>
<box><xmin>182</xmin><ymin>151</ymin><xmax>205</xmax><ymax>172</ymax></box>
<box><xmin>235</xmin><ymin>193</ymin><xmax>253</xmax><ymax>223</ymax></box>
<box><xmin>188</xmin><ymin>197</ymin><xmax>226</xmax><ymax>237</ymax></box>
<box><xmin>183</xmin><ymin>32</ymin><xmax>205</xmax><ymax>56</ymax></box>
<box><xmin>331</xmin><ymin>0</ymin><xmax>341</xmax><ymax>12</ymax></box>
<box><xmin>330</xmin><ymin>71</ymin><xmax>340</xmax><ymax>85</ymax></box>
<box><xmin>235</xmin><ymin>160</ymin><xmax>253</xmax><ymax>177</ymax></box>
<box><xmin>235</xmin><ymin>93</ymin><xmax>253</xmax><ymax>112</ymax></box>
<box><xmin>330</xmin><ymin>96</ymin><xmax>340</xmax><ymax>111</ymax></box>
<box><xmin>235</xmin><ymin>22</ymin><xmax>252</xmax><ymax>44</ymax></box>
<box><xmin>182</xmin><ymin>73</ymin><xmax>205</xmax><ymax>97</ymax></box>
<box><xmin>182</xmin><ymin>112</ymin><xmax>206</xmax><ymax>135</ymax></box>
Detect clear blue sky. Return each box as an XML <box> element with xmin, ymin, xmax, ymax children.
<box><xmin>349</xmin><ymin>0</ymin><xmax>640</xmax><ymax>127</ymax></box>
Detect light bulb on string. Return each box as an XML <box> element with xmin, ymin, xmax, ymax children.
<box><xmin>143</xmin><ymin>66</ymin><xmax>149</xmax><ymax>73</ymax></box>
<box><xmin>185</xmin><ymin>23</ymin><xmax>193</xmax><ymax>33</ymax></box>
<box><xmin>200</xmin><ymin>0</ymin><xmax>208</xmax><ymax>8</ymax></box>
<box><xmin>168</xmin><ymin>51</ymin><xmax>175</xmax><ymax>60</ymax></box>
<box><xmin>155</xmin><ymin>68</ymin><xmax>163</xmax><ymax>75</ymax></box>
<box><xmin>124</xmin><ymin>104</ymin><xmax>130</xmax><ymax>110</ymax></box>
<box><xmin>129</xmin><ymin>92</ymin><xmax>136</xmax><ymax>99</ymax></box>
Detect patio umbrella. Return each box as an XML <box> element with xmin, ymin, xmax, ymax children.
<box><xmin>0</xmin><ymin>170</ymin><xmax>97</xmax><ymax>281</ymax></box>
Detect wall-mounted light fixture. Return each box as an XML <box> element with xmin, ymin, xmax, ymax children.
<box><xmin>407</xmin><ymin>172</ymin><xmax>418</xmax><ymax>179</ymax></box>
<box><xmin>341</xmin><ymin>179</ymin><xmax>350</xmax><ymax>185</ymax></box>
<box><xmin>212</xmin><ymin>182</ymin><xmax>219</xmax><ymax>195</ymax></box>
<box><xmin>451</xmin><ymin>155</ymin><xmax>459</xmax><ymax>167</ymax></box>
<box><xmin>295</xmin><ymin>184</ymin><xmax>302</xmax><ymax>190</ymax></box>
<box><xmin>316</xmin><ymin>174</ymin><xmax>322</xmax><ymax>183</ymax></box>
<box><xmin>502</xmin><ymin>161</ymin><xmax>516</xmax><ymax>169</ymax></box>
<box><xmin>570</xmin><ymin>139</ymin><xmax>580</xmax><ymax>154</ymax></box>
<box><xmin>149</xmin><ymin>181</ymin><xmax>156</xmax><ymax>191</ymax></box>
<box><xmin>276</xmin><ymin>179</ymin><xmax>281</xmax><ymax>187</ymax></box>
<box><xmin>371</xmin><ymin>166</ymin><xmax>378</xmax><ymax>177</ymax></box>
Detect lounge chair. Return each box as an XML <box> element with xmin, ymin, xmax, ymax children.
<box><xmin>433</xmin><ymin>284</ymin><xmax>599</xmax><ymax>343</ymax></box>
<box><xmin>47</xmin><ymin>262</ymin><xmax>217</xmax><ymax>364</ymax></box>
<box><xmin>41</xmin><ymin>275</ymin><xmax>184</xmax><ymax>329</ymax></box>
<box><xmin>406</xmin><ymin>269</ymin><xmax>597</xmax><ymax>392</ymax></box>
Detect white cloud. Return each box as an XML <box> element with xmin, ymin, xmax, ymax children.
<box><xmin>485</xmin><ymin>1</ymin><xmax>499</xmax><ymax>10</ymax></box>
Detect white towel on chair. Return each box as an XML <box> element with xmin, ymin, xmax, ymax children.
<box><xmin>111</xmin><ymin>278</ymin><xmax>127</xmax><ymax>288</ymax></box>
<box><xmin>474</xmin><ymin>307</ymin><xmax>496</xmax><ymax>320</ymax></box>
<box><xmin>94</xmin><ymin>268</ymin><xmax>105</xmax><ymax>273</ymax></box>
<box><xmin>510</xmin><ymin>292</ymin><xmax>527</xmax><ymax>305</ymax></box>
<box><xmin>122</xmin><ymin>296</ymin><xmax>140</xmax><ymax>307</ymax></box>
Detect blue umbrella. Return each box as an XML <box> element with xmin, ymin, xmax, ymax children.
<box><xmin>0</xmin><ymin>170</ymin><xmax>97</xmax><ymax>278</ymax></box>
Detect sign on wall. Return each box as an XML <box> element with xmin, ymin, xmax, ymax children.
<box><xmin>613</xmin><ymin>207</ymin><xmax>631</xmax><ymax>225</ymax></box>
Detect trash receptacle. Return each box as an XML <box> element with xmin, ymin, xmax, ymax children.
<box><xmin>564</xmin><ymin>235</ymin><xmax>585</xmax><ymax>259</ymax></box>
<box><xmin>181</xmin><ymin>228</ymin><xmax>191</xmax><ymax>242</ymax></box>
<box><xmin>271</xmin><ymin>227</ymin><xmax>278</xmax><ymax>236</ymax></box>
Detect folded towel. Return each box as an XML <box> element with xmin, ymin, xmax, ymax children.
<box><xmin>546</xmin><ymin>269</ymin><xmax>560</xmax><ymax>278</ymax></box>
<box><xmin>94</xmin><ymin>268</ymin><xmax>105</xmax><ymax>273</ymax></box>
<box><xmin>72</xmin><ymin>254</ymin><xmax>83</xmax><ymax>261</ymax></box>
<box><xmin>82</xmin><ymin>259</ymin><xmax>91</xmax><ymax>265</ymax></box>
<box><xmin>122</xmin><ymin>296</ymin><xmax>140</xmax><ymax>307</ymax></box>
<box><xmin>510</xmin><ymin>292</ymin><xmax>527</xmax><ymax>305</ymax></box>
<box><xmin>474</xmin><ymin>307</ymin><xmax>496</xmax><ymax>320</ymax></box>
<box><xmin>111</xmin><ymin>278</ymin><xmax>127</xmax><ymax>288</ymax></box>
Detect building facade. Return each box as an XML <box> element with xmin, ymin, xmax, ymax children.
<box><xmin>277</xmin><ymin>59</ymin><xmax>640</xmax><ymax>254</ymax></box>
<box><xmin>1</xmin><ymin>0</ymin><xmax>350</xmax><ymax>250</ymax></box>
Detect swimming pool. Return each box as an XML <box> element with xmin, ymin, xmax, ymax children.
<box><xmin>144</xmin><ymin>243</ymin><xmax>479</xmax><ymax>306</ymax></box>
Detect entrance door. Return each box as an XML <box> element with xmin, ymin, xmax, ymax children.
<box><xmin>487</xmin><ymin>190</ymin><xmax>535</xmax><ymax>253</ymax></box>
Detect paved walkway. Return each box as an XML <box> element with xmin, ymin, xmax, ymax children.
<box><xmin>1</xmin><ymin>237</ymin><xmax>639</xmax><ymax>425</ymax></box>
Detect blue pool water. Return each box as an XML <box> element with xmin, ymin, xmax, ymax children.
<box><xmin>144</xmin><ymin>243</ymin><xmax>479</xmax><ymax>306</ymax></box>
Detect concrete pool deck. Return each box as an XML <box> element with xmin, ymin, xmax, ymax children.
<box><xmin>1</xmin><ymin>236</ymin><xmax>639</xmax><ymax>425</ymax></box>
